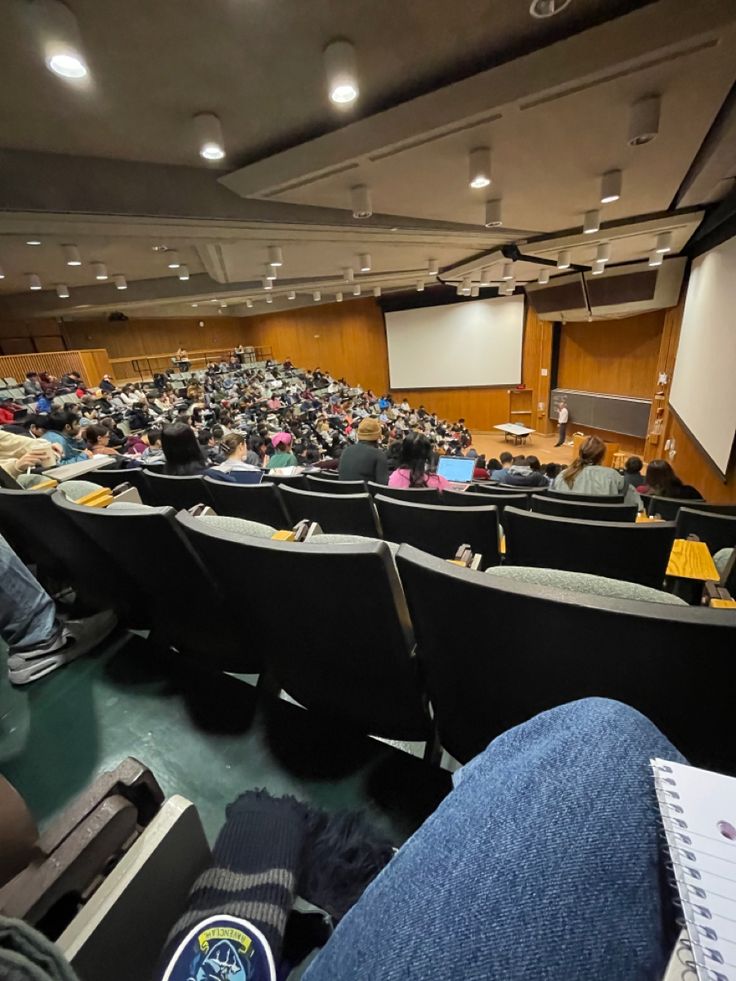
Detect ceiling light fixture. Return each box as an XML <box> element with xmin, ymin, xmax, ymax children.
<box><xmin>583</xmin><ymin>209</ymin><xmax>600</xmax><ymax>234</ymax></box>
<box><xmin>0</xmin><ymin>265</ymin><xmax>4</xmax><ymax>279</ymax></box>
<box><xmin>416</xmin><ymin>280</ymin><xmax>425</xmax><ymax>292</ymax></box>
<box><xmin>471</xmin><ymin>285</ymin><xmax>480</xmax><ymax>298</ymax></box>
<box><xmin>484</xmin><ymin>199</ymin><xmax>502</xmax><ymax>227</ymax></box>
<box><xmin>62</xmin><ymin>243</ymin><xmax>81</xmax><ymax>265</ymax></box>
<box><xmin>469</xmin><ymin>147</ymin><xmax>492</xmax><ymax>189</ymax></box>
<box><xmin>648</xmin><ymin>250</ymin><xmax>663</xmax><ymax>267</ymax></box>
<box><xmin>596</xmin><ymin>243</ymin><xmax>611</xmax><ymax>263</ymax></box>
<box><xmin>428</xmin><ymin>258</ymin><xmax>439</xmax><ymax>276</ymax></box>
<box><xmin>265</xmin><ymin>265</ymin><xmax>277</xmax><ymax>280</ymax></box>
<box><xmin>342</xmin><ymin>266</ymin><xmax>354</xmax><ymax>283</ymax></box>
<box><xmin>353</xmin><ymin>285</ymin><xmax>361</xmax><ymax>296</ymax></box>
<box><xmin>178</xmin><ymin>265</ymin><xmax>189</xmax><ymax>281</ymax></box>
<box><xmin>501</xmin><ymin>278</ymin><xmax>515</xmax><ymax>295</ymax></box>
<box><xmin>600</xmin><ymin>170</ymin><xmax>622</xmax><ymax>204</ymax></box>
<box><xmin>529</xmin><ymin>0</ymin><xmax>573</xmax><ymax>19</ymax></box>
<box><xmin>34</xmin><ymin>0</ymin><xmax>90</xmax><ymax>80</ymax></box>
<box><xmin>336</xmin><ymin>292</ymin><xmax>343</xmax><ymax>302</ymax></box>
<box><xmin>265</xmin><ymin>295</ymin><xmax>273</xmax><ymax>304</ymax></box>
<box><xmin>373</xmin><ymin>286</ymin><xmax>381</xmax><ymax>297</ymax></box>
<box><xmin>480</xmin><ymin>267</ymin><xmax>493</xmax><ymax>285</ymax></box>
<box><xmin>313</xmin><ymin>290</ymin><xmax>321</xmax><ymax>301</ymax></box>
<box><xmin>557</xmin><ymin>250</ymin><xmax>571</xmax><ymax>270</ymax></box>
<box><xmin>324</xmin><ymin>39</ymin><xmax>359</xmax><ymax>106</ymax></box>
<box><xmin>28</xmin><ymin>274</ymin><xmax>42</xmax><ymax>291</ymax></box>
<box><xmin>501</xmin><ymin>261</ymin><xmax>514</xmax><ymax>281</ymax></box>
<box><xmin>191</xmin><ymin>303</ymin><xmax>198</xmax><ymax>308</ymax></box>
<box><xmin>114</xmin><ymin>275</ymin><xmax>127</xmax><ymax>290</ymax></box>
<box><xmin>166</xmin><ymin>250</ymin><xmax>181</xmax><ymax>269</ymax></box>
<box><xmin>26</xmin><ymin>239</ymin><xmax>42</xmax><ymax>246</ymax></box>
<box><xmin>456</xmin><ymin>284</ymin><xmax>464</xmax><ymax>296</ymax></box>
<box><xmin>591</xmin><ymin>259</ymin><xmax>605</xmax><ymax>275</ymax></box>
<box><xmin>268</xmin><ymin>246</ymin><xmax>283</xmax><ymax>267</ymax></box>
<box><xmin>351</xmin><ymin>184</ymin><xmax>372</xmax><ymax>218</ymax></box>
<box><xmin>628</xmin><ymin>94</ymin><xmax>660</xmax><ymax>147</ymax></box>
<box><xmin>358</xmin><ymin>253</ymin><xmax>371</xmax><ymax>272</ymax></box>
<box><xmin>262</xmin><ymin>277</ymin><xmax>273</xmax><ymax>290</ymax></box>
<box><xmin>656</xmin><ymin>231</ymin><xmax>672</xmax><ymax>254</ymax></box>
<box><xmin>287</xmin><ymin>291</ymin><xmax>296</xmax><ymax>300</ymax></box>
<box><xmin>246</xmin><ymin>299</ymin><xmax>253</xmax><ymax>308</ymax></box>
<box><xmin>461</xmin><ymin>276</ymin><xmax>472</xmax><ymax>295</ymax></box>
<box><xmin>193</xmin><ymin>112</ymin><xmax>226</xmax><ymax>161</ymax></box>
<box><xmin>92</xmin><ymin>261</ymin><xmax>108</xmax><ymax>280</ymax></box>
<box><xmin>56</xmin><ymin>283</ymin><xmax>70</xmax><ymax>298</ymax></box>
<box><xmin>538</xmin><ymin>268</ymin><xmax>550</xmax><ymax>284</ymax></box>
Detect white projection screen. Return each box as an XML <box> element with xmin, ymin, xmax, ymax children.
<box><xmin>670</xmin><ymin>234</ymin><xmax>736</xmax><ymax>476</ymax></box>
<box><xmin>385</xmin><ymin>295</ymin><xmax>524</xmax><ymax>388</ymax></box>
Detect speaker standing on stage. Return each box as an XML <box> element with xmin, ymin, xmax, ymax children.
<box><xmin>555</xmin><ymin>398</ymin><xmax>569</xmax><ymax>447</ymax></box>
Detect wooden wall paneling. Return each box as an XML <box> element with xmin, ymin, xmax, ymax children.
<box><xmin>62</xmin><ymin>317</ymin><xmax>253</xmax><ymax>361</ymax></box>
<box><xmin>664</xmin><ymin>412</ymin><xmax>736</xmax><ymax>503</ymax></box>
<box><xmin>0</xmin><ymin>319</ymin><xmax>65</xmax><ymax>356</ymax></box>
<box><xmin>387</xmin><ymin>386</ymin><xmax>510</xmax><ymax>431</ymax></box>
<box><xmin>78</xmin><ymin>349</ymin><xmax>114</xmax><ymax>387</ymax></box>
<box><xmin>0</xmin><ymin>337</ymin><xmax>35</xmax><ymax>355</ymax></box>
<box><xmin>557</xmin><ymin>311</ymin><xmax>665</xmax><ymax>398</ymax></box>
<box><xmin>33</xmin><ymin>335</ymin><xmax>66</xmax><ymax>352</ymax></box>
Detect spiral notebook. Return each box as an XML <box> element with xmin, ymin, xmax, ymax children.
<box><xmin>653</xmin><ymin>758</ymin><xmax>736</xmax><ymax>981</ymax></box>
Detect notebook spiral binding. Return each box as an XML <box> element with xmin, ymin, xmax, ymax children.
<box><xmin>652</xmin><ymin>761</ymin><xmax>729</xmax><ymax>981</ymax></box>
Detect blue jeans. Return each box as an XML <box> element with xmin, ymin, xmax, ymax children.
<box><xmin>0</xmin><ymin>533</ymin><xmax>59</xmax><ymax>653</ymax></box>
<box><xmin>305</xmin><ymin>698</ymin><xmax>683</xmax><ymax>981</ymax></box>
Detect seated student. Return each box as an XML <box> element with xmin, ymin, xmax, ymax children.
<box><xmin>212</xmin><ymin>433</ymin><xmax>262</xmax><ymax>478</ymax></box>
<box><xmin>472</xmin><ymin>454</ymin><xmax>489</xmax><ymax>480</ymax></box>
<box><xmin>98</xmin><ymin>373</ymin><xmax>116</xmax><ymax>393</ymax></box>
<box><xmin>246</xmin><ymin>435</ymin><xmax>267</xmax><ymax>468</ymax></box>
<box><xmin>498</xmin><ymin>455</ymin><xmax>548</xmax><ymax>487</ymax></box>
<box><xmin>621</xmin><ymin>456</ymin><xmax>645</xmax><ymax>490</ymax></box>
<box><xmin>98</xmin><ymin>415</ymin><xmax>127</xmax><ymax>448</ymax></box>
<box><xmin>140</xmin><ymin>428</ymin><xmax>165</xmax><ymax>463</ymax></box>
<box><xmin>161</xmin><ymin>422</ymin><xmax>235</xmax><ymax>482</ymax></box>
<box><xmin>388</xmin><ymin>432</ymin><xmax>450</xmax><ymax>490</ymax></box>
<box><xmin>636</xmin><ymin>459</ymin><xmax>703</xmax><ymax>501</ymax></box>
<box><xmin>544</xmin><ymin>461</ymin><xmax>561</xmax><ymax>486</ymax></box>
<box><xmin>267</xmin><ymin>432</ymin><xmax>299</xmax><ymax>469</ymax></box>
<box><xmin>84</xmin><ymin>423</ymin><xmax>121</xmax><ymax>457</ymax></box>
<box><xmin>0</xmin><ymin>398</ymin><xmax>17</xmax><ymax>424</ymax></box>
<box><xmin>41</xmin><ymin>410</ymin><xmax>91</xmax><ymax>464</ymax></box>
<box><xmin>552</xmin><ymin>435</ymin><xmax>640</xmax><ymax>507</ymax></box>
<box><xmin>338</xmin><ymin>417</ymin><xmax>389</xmax><ymax>484</ymax></box>
<box><xmin>0</xmin><ymin>428</ymin><xmax>58</xmax><ymax>480</ymax></box>
<box><xmin>490</xmin><ymin>452</ymin><xmax>513</xmax><ymax>481</ymax></box>
<box><xmin>23</xmin><ymin>371</ymin><xmax>43</xmax><ymax>397</ymax></box>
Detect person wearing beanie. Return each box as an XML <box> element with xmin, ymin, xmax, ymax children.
<box><xmin>337</xmin><ymin>417</ymin><xmax>388</xmax><ymax>484</ymax></box>
<box><xmin>266</xmin><ymin>432</ymin><xmax>298</xmax><ymax>469</ymax></box>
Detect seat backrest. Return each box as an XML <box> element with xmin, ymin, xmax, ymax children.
<box><xmin>445</xmin><ymin>488</ymin><xmax>531</xmax><ymax>513</ymax></box>
<box><xmin>651</xmin><ymin>497</ymin><xmax>736</xmax><ymax>520</ymax></box>
<box><xmin>280</xmin><ymin>485</ymin><xmax>380</xmax><ymax>537</ymax></box>
<box><xmin>472</xmin><ymin>484</ymin><xmax>544</xmax><ymax>500</ymax></box>
<box><xmin>676</xmin><ymin>508</ymin><xmax>736</xmax><ymax>556</ymax></box>
<box><xmin>264</xmin><ymin>473</ymin><xmax>307</xmax><ymax>490</ymax></box>
<box><xmin>177</xmin><ymin>512</ymin><xmax>429</xmax><ymax>740</ymax></box>
<box><xmin>374</xmin><ymin>495</ymin><xmax>500</xmax><ymax>568</ymax></box>
<box><xmin>395</xmin><ymin>544</ymin><xmax>736</xmax><ymax>767</ymax></box>
<box><xmin>503</xmin><ymin>506</ymin><xmax>676</xmax><ymax>588</ymax></box>
<box><xmin>52</xmin><ymin>493</ymin><xmax>259</xmax><ymax>672</ymax></box>
<box><xmin>305</xmin><ymin>474</ymin><xmax>365</xmax><ymax>494</ymax></box>
<box><xmin>546</xmin><ymin>489</ymin><xmax>625</xmax><ymax>504</ymax></box>
<box><xmin>202</xmin><ymin>478</ymin><xmax>289</xmax><ymax>526</ymax></box>
<box><xmin>366</xmin><ymin>482</ymin><xmax>441</xmax><ymax>505</ymax></box>
<box><xmin>530</xmin><ymin>495</ymin><xmax>638</xmax><ymax>523</ymax></box>
<box><xmin>83</xmin><ymin>467</ymin><xmax>147</xmax><ymax>494</ymax></box>
<box><xmin>142</xmin><ymin>471</ymin><xmax>213</xmax><ymax>510</ymax></box>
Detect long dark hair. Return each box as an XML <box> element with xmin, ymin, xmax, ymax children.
<box><xmin>561</xmin><ymin>435</ymin><xmax>605</xmax><ymax>488</ymax></box>
<box><xmin>397</xmin><ymin>432</ymin><xmax>433</xmax><ymax>487</ymax></box>
<box><xmin>161</xmin><ymin>422</ymin><xmax>206</xmax><ymax>476</ymax></box>
<box><xmin>644</xmin><ymin>459</ymin><xmax>682</xmax><ymax>497</ymax></box>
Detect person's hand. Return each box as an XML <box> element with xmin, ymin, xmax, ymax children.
<box><xmin>49</xmin><ymin>442</ymin><xmax>63</xmax><ymax>458</ymax></box>
<box><xmin>17</xmin><ymin>448</ymin><xmax>52</xmax><ymax>469</ymax></box>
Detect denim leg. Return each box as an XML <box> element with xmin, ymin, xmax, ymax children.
<box><xmin>305</xmin><ymin>698</ymin><xmax>684</xmax><ymax>981</ymax></box>
<box><xmin>0</xmin><ymin>533</ymin><xmax>59</xmax><ymax>652</ymax></box>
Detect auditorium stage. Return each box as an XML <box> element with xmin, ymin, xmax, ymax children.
<box><xmin>472</xmin><ymin>431</ymin><xmax>575</xmax><ymax>467</ymax></box>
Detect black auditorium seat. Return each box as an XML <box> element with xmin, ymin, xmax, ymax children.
<box><xmin>203</xmin><ymin>477</ymin><xmax>289</xmax><ymax>526</ymax></box>
<box><xmin>279</xmin><ymin>485</ymin><xmax>380</xmax><ymax>537</ymax></box>
<box><xmin>263</xmin><ymin>472</ymin><xmax>308</xmax><ymax>490</ymax></box>
<box><xmin>648</xmin><ymin>497</ymin><xmax>736</xmax><ymax>521</ymax></box>
<box><xmin>83</xmin><ymin>466</ymin><xmax>148</xmax><ymax>495</ymax></box>
<box><xmin>366</xmin><ymin>482</ymin><xmax>442</xmax><ymax>505</ymax></box>
<box><xmin>177</xmin><ymin>512</ymin><xmax>431</xmax><ymax>742</ymax></box>
<box><xmin>530</xmin><ymin>495</ymin><xmax>638</xmax><ymax>523</ymax></box>
<box><xmin>53</xmin><ymin>492</ymin><xmax>261</xmax><ymax>673</ymax></box>
<box><xmin>441</xmin><ymin>489</ymin><xmax>528</xmax><ymax>515</ymax></box>
<box><xmin>675</xmin><ymin>508</ymin><xmax>736</xmax><ymax>556</ymax></box>
<box><xmin>305</xmin><ymin>474</ymin><xmax>365</xmax><ymax>494</ymax></box>
<box><xmin>503</xmin><ymin>506</ymin><xmax>676</xmax><ymax>588</ymax></box>
<box><xmin>374</xmin><ymin>495</ymin><xmax>500</xmax><ymax>569</ymax></box>
<box><xmin>142</xmin><ymin>471</ymin><xmax>213</xmax><ymax>510</ymax></box>
<box><xmin>545</xmin><ymin>489</ymin><xmax>625</xmax><ymax>504</ymax></box>
<box><xmin>396</xmin><ymin>544</ymin><xmax>736</xmax><ymax>769</ymax></box>
<box><xmin>471</xmin><ymin>485</ymin><xmax>543</xmax><ymax>504</ymax></box>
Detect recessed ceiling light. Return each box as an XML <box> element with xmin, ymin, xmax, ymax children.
<box><xmin>56</xmin><ymin>283</ymin><xmax>70</xmax><ymax>298</ymax></box>
<box><xmin>484</xmin><ymin>199</ymin><xmax>503</xmax><ymax>227</ymax></box>
<box><xmin>469</xmin><ymin>147</ymin><xmax>492</xmax><ymax>189</ymax></box>
<box><xmin>351</xmin><ymin>184</ymin><xmax>372</xmax><ymax>218</ymax></box>
<box><xmin>557</xmin><ymin>250</ymin><xmax>571</xmax><ymax>270</ymax></box>
<box><xmin>529</xmin><ymin>0</ymin><xmax>572</xmax><ymax>18</ymax></box>
<box><xmin>178</xmin><ymin>265</ymin><xmax>190</xmax><ymax>281</ymax></box>
<box><xmin>428</xmin><ymin>258</ymin><xmax>439</xmax><ymax>276</ymax></box>
<box><xmin>26</xmin><ymin>238</ymin><xmax>42</xmax><ymax>246</ymax></box>
<box><xmin>373</xmin><ymin>286</ymin><xmax>381</xmax><ymax>297</ymax></box>
<box><xmin>656</xmin><ymin>231</ymin><xmax>672</xmax><ymax>254</ymax></box>
<box><xmin>324</xmin><ymin>39</ymin><xmax>359</xmax><ymax>106</ymax></box>
<box><xmin>63</xmin><ymin>243</ymin><xmax>81</xmax><ymax>265</ymax></box>
<box><xmin>92</xmin><ymin>261</ymin><xmax>108</xmax><ymax>280</ymax></box>
<box><xmin>268</xmin><ymin>246</ymin><xmax>283</xmax><ymax>267</ymax></box>
<box><xmin>48</xmin><ymin>51</ymin><xmax>87</xmax><ymax>78</ymax></box>
<box><xmin>538</xmin><ymin>268</ymin><xmax>550</xmax><ymax>284</ymax></box>
<box><xmin>359</xmin><ymin>253</ymin><xmax>371</xmax><ymax>272</ymax></box>
<box><xmin>600</xmin><ymin>170</ymin><xmax>622</xmax><ymax>204</ymax></box>
<box><xmin>583</xmin><ymin>210</ymin><xmax>600</xmax><ymax>234</ymax></box>
<box><xmin>193</xmin><ymin>112</ymin><xmax>225</xmax><ymax>161</ymax></box>
<box><xmin>114</xmin><ymin>275</ymin><xmax>127</xmax><ymax>290</ymax></box>
<box><xmin>648</xmin><ymin>250</ymin><xmax>663</xmax><ymax>267</ymax></box>
<box><xmin>501</xmin><ymin>261</ymin><xmax>514</xmax><ymax>281</ymax></box>
<box><xmin>28</xmin><ymin>273</ymin><xmax>42</xmax><ymax>291</ymax></box>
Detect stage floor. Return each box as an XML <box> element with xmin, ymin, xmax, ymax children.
<box><xmin>471</xmin><ymin>430</ymin><xmax>575</xmax><ymax>467</ymax></box>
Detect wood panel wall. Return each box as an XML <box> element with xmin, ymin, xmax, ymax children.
<box><xmin>62</xmin><ymin>316</ymin><xmax>255</xmax><ymax>361</ymax></box>
<box><xmin>0</xmin><ymin>349</ymin><xmax>112</xmax><ymax>387</ymax></box>
<box><xmin>558</xmin><ymin>311</ymin><xmax>664</xmax><ymax>398</ymax></box>
<box><xmin>0</xmin><ymin>318</ymin><xmax>67</xmax><ymax>355</ymax></box>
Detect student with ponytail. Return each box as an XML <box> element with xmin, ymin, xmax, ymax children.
<box><xmin>552</xmin><ymin>435</ymin><xmax>641</xmax><ymax>508</ymax></box>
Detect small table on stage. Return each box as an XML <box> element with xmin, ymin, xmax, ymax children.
<box><xmin>495</xmin><ymin>422</ymin><xmax>535</xmax><ymax>446</ymax></box>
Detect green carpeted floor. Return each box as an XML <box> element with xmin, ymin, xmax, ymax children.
<box><xmin>0</xmin><ymin>631</ymin><xmax>451</xmax><ymax>845</ymax></box>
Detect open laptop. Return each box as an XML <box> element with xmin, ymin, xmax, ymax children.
<box><xmin>437</xmin><ymin>456</ymin><xmax>475</xmax><ymax>487</ymax></box>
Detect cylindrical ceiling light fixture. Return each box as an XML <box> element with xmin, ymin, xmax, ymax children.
<box><xmin>461</xmin><ymin>276</ymin><xmax>471</xmax><ymax>294</ymax></box>
<box><xmin>33</xmin><ymin>0</ymin><xmax>90</xmax><ymax>81</ymax></box>
<box><xmin>628</xmin><ymin>95</ymin><xmax>660</xmax><ymax>147</ymax></box>
<box><xmin>468</xmin><ymin>147</ymin><xmax>492</xmax><ymax>189</ymax></box>
<box><xmin>471</xmin><ymin>285</ymin><xmax>480</xmax><ymax>297</ymax></box>
<box><xmin>656</xmin><ymin>231</ymin><xmax>672</xmax><ymax>253</ymax></box>
<box><xmin>501</xmin><ymin>261</ymin><xmax>514</xmax><ymax>281</ymax></box>
<box><xmin>324</xmin><ymin>39</ymin><xmax>359</xmax><ymax>106</ymax></box>
<box><xmin>193</xmin><ymin>112</ymin><xmax>226</xmax><ymax>161</ymax></box>
<box><xmin>262</xmin><ymin>277</ymin><xmax>273</xmax><ymax>290</ymax></box>
<box><xmin>456</xmin><ymin>284</ymin><xmax>464</xmax><ymax>296</ymax></box>
<box><xmin>245</xmin><ymin>299</ymin><xmax>253</xmax><ymax>308</ymax></box>
<box><xmin>336</xmin><ymin>291</ymin><xmax>343</xmax><ymax>302</ymax></box>
<box><xmin>114</xmin><ymin>274</ymin><xmax>127</xmax><ymax>290</ymax></box>
<box><xmin>538</xmin><ymin>268</ymin><xmax>550</xmax><ymax>284</ymax></box>
<box><xmin>265</xmin><ymin>295</ymin><xmax>273</xmax><ymax>304</ymax></box>
<box><xmin>287</xmin><ymin>291</ymin><xmax>296</xmax><ymax>300</ymax></box>
<box><xmin>0</xmin><ymin>265</ymin><xmax>4</xmax><ymax>280</ymax></box>
<box><xmin>92</xmin><ymin>261</ymin><xmax>108</xmax><ymax>280</ymax></box>
<box><xmin>63</xmin><ymin>243</ymin><xmax>81</xmax><ymax>265</ymax></box>
<box><xmin>56</xmin><ymin>283</ymin><xmax>70</xmax><ymax>298</ymax></box>
<box><xmin>351</xmin><ymin>184</ymin><xmax>372</xmax><ymax>218</ymax></box>
<box><xmin>596</xmin><ymin>242</ymin><xmax>611</xmax><ymax>263</ymax></box>
<box><xmin>428</xmin><ymin>258</ymin><xmax>439</xmax><ymax>276</ymax></box>
<box><xmin>648</xmin><ymin>250</ymin><xmax>663</xmax><ymax>267</ymax></box>
<box><xmin>591</xmin><ymin>259</ymin><xmax>605</xmax><ymax>275</ymax></box>
<box><xmin>342</xmin><ymin>266</ymin><xmax>354</xmax><ymax>283</ymax></box>
<box><xmin>484</xmin><ymin>199</ymin><xmax>502</xmax><ymax>227</ymax></box>
<box><xmin>557</xmin><ymin>250</ymin><xmax>571</xmax><ymax>270</ymax></box>
<box><xmin>313</xmin><ymin>290</ymin><xmax>321</xmax><ymax>301</ymax></box>
<box><xmin>583</xmin><ymin>209</ymin><xmax>600</xmax><ymax>234</ymax></box>
<box><xmin>353</xmin><ymin>285</ymin><xmax>361</xmax><ymax>296</ymax></box>
<box><xmin>480</xmin><ymin>267</ymin><xmax>493</xmax><ymax>285</ymax></box>
<box><xmin>28</xmin><ymin>274</ymin><xmax>42</xmax><ymax>291</ymax></box>
<box><xmin>265</xmin><ymin>265</ymin><xmax>277</xmax><ymax>280</ymax></box>
<box><xmin>416</xmin><ymin>280</ymin><xmax>425</xmax><ymax>292</ymax></box>
<box><xmin>501</xmin><ymin>278</ymin><xmax>515</xmax><ymax>295</ymax></box>
<box><xmin>373</xmin><ymin>286</ymin><xmax>381</xmax><ymax>297</ymax></box>
<box><xmin>358</xmin><ymin>253</ymin><xmax>371</xmax><ymax>272</ymax></box>
<box><xmin>600</xmin><ymin>170</ymin><xmax>622</xmax><ymax>204</ymax></box>
<box><xmin>166</xmin><ymin>250</ymin><xmax>180</xmax><ymax>269</ymax></box>
<box><xmin>268</xmin><ymin>245</ymin><xmax>283</xmax><ymax>267</ymax></box>
<box><xmin>178</xmin><ymin>265</ymin><xmax>190</xmax><ymax>281</ymax></box>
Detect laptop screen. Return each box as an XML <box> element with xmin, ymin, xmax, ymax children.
<box><xmin>437</xmin><ymin>456</ymin><xmax>475</xmax><ymax>482</ymax></box>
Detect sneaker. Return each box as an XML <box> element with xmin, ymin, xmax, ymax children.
<box><xmin>8</xmin><ymin>610</ymin><xmax>118</xmax><ymax>685</ymax></box>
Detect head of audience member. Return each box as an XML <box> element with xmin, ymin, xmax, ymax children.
<box><xmin>45</xmin><ymin>410</ymin><xmax>81</xmax><ymax>439</ymax></box>
<box><xmin>526</xmin><ymin>455</ymin><xmax>542</xmax><ymax>472</ymax></box>
<box><xmin>397</xmin><ymin>432</ymin><xmax>434</xmax><ymax>487</ymax></box>
<box><xmin>85</xmin><ymin>423</ymin><xmax>112</xmax><ymax>451</ymax></box>
<box><xmin>642</xmin><ymin>459</ymin><xmax>683</xmax><ymax>497</ymax></box>
<box><xmin>544</xmin><ymin>462</ymin><xmax>561</xmax><ymax>481</ymax></box>
<box><xmin>221</xmin><ymin>432</ymin><xmax>246</xmax><ymax>462</ymax></box>
<box><xmin>197</xmin><ymin>428</ymin><xmax>215</xmax><ymax>448</ymax></box>
<box><xmin>161</xmin><ymin>422</ymin><xmax>206</xmax><ymax>476</ymax></box>
<box><xmin>475</xmin><ymin>454</ymin><xmax>486</xmax><ymax>470</ymax></box>
<box><xmin>561</xmin><ymin>435</ymin><xmax>606</xmax><ymax>487</ymax></box>
<box><xmin>624</xmin><ymin>456</ymin><xmax>644</xmax><ymax>477</ymax></box>
<box><xmin>499</xmin><ymin>452</ymin><xmax>513</xmax><ymax>470</ymax></box>
<box><xmin>271</xmin><ymin>432</ymin><xmax>293</xmax><ymax>453</ymax></box>
<box><xmin>356</xmin><ymin>417</ymin><xmax>382</xmax><ymax>443</ymax></box>
<box><xmin>144</xmin><ymin>428</ymin><xmax>162</xmax><ymax>450</ymax></box>
<box><xmin>487</xmin><ymin>458</ymin><xmax>502</xmax><ymax>473</ymax></box>
<box><xmin>212</xmin><ymin>424</ymin><xmax>224</xmax><ymax>442</ymax></box>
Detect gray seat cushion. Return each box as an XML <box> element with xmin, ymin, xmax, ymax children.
<box><xmin>57</xmin><ymin>479</ymin><xmax>107</xmax><ymax>501</ymax></box>
<box><xmin>485</xmin><ymin>565</ymin><xmax>687</xmax><ymax>606</ymax></box>
<box><xmin>200</xmin><ymin>514</ymin><xmax>276</xmax><ymax>539</ymax></box>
